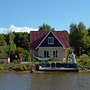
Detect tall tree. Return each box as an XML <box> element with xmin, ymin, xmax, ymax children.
<box><xmin>0</xmin><ymin>34</ymin><xmax>7</xmax><ymax>46</ymax></box>
<box><xmin>69</xmin><ymin>22</ymin><xmax>90</xmax><ymax>56</ymax></box>
<box><xmin>82</xmin><ymin>27</ymin><xmax>90</xmax><ymax>54</ymax></box>
<box><xmin>14</xmin><ymin>32</ymin><xmax>30</xmax><ymax>50</ymax></box>
<box><xmin>0</xmin><ymin>34</ymin><xmax>8</xmax><ymax>56</ymax></box>
<box><xmin>39</xmin><ymin>23</ymin><xmax>54</xmax><ymax>31</ymax></box>
<box><xmin>69</xmin><ymin>23</ymin><xmax>85</xmax><ymax>56</ymax></box>
<box><xmin>78</xmin><ymin>22</ymin><xmax>86</xmax><ymax>33</ymax></box>
<box><xmin>88</xmin><ymin>27</ymin><xmax>90</xmax><ymax>36</ymax></box>
<box><xmin>8</xmin><ymin>32</ymin><xmax>16</xmax><ymax>61</ymax></box>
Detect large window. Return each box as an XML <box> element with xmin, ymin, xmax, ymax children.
<box><xmin>48</xmin><ymin>37</ymin><xmax>54</xmax><ymax>44</ymax></box>
<box><xmin>53</xmin><ymin>50</ymin><xmax>58</xmax><ymax>57</ymax></box>
<box><xmin>44</xmin><ymin>50</ymin><xmax>49</xmax><ymax>58</ymax></box>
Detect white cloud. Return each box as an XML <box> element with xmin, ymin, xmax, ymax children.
<box><xmin>0</xmin><ymin>28</ymin><xmax>8</xmax><ymax>34</ymax></box>
<box><xmin>0</xmin><ymin>25</ymin><xmax>38</xmax><ymax>34</ymax></box>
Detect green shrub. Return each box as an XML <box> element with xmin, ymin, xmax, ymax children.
<box><xmin>22</xmin><ymin>64</ymin><xmax>27</xmax><ymax>70</ymax></box>
<box><xmin>25</xmin><ymin>64</ymin><xmax>32</xmax><ymax>70</ymax></box>
<box><xmin>0</xmin><ymin>63</ymin><xmax>35</xmax><ymax>71</ymax></box>
<box><xmin>0</xmin><ymin>60</ymin><xmax>4</xmax><ymax>64</ymax></box>
<box><xmin>87</xmin><ymin>51</ymin><xmax>90</xmax><ymax>57</ymax></box>
<box><xmin>6</xmin><ymin>64</ymin><xmax>17</xmax><ymax>70</ymax></box>
<box><xmin>77</xmin><ymin>56</ymin><xmax>90</xmax><ymax>70</ymax></box>
<box><xmin>17</xmin><ymin>64</ymin><xmax>24</xmax><ymax>71</ymax></box>
<box><xmin>13</xmin><ymin>60</ymin><xmax>20</xmax><ymax>64</ymax></box>
<box><xmin>0</xmin><ymin>65</ymin><xmax>4</xmax><ymax>70</ymax></box>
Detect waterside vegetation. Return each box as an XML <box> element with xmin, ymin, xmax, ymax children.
<box><xmin>0</xmin><ymin>23</ymin><xmax>90</xmax><ymax>72</ymax></box>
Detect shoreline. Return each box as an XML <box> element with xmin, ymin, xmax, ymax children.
<box><xmin>1</xmin><ymin>63</ymin><xmax>90</xmax><ymax>73</ymax></box>
<box><xmin>1</xmin><ymin>68</ymin><xmax>90</xmax><ymax>74</ymax></box>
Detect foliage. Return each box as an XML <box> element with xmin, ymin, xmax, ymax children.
<box><xmin>0</xmin><ymin>22</ymin><xmax>90</xmax><ymax>63</ymax></box>
<box><xmin>14</xmin><ymin>32</ymin><xmax>30</xmax><ymax>50</ymax></box>
<box><xmin>0</xmin><ymin>31</ymin><xmax>30</xmax><ymax>62</ymax></box>
<box><xmin>77</xmin><ymin>56</ymin><xmax>90</xmax><ymax>71</ymax></box>
<box><xmin>0</xmin><ymin>34</ymin><xmax>7</xmax><ymax>46</ymax></box>
<box><xmin>13</xmin><ymin>60</ymin><xmax>20</xmax><ymax>64</ymax></box>
<box><xmin>69</xmin><ymin>22</ymin><xmax>90</xmax><ymax>56</ymax></box>
<box><xmin>69</xmin><ymin>23</ymin><xmax>83</xmax><ymax>56</ymax></box>
<box><xmin>39</xmin><ymin>23</ymin><xmax>55</xmax><ymax>31</ymax></box>
<box><xmin>0</xmin><ymin>60</ymin><xmax>4</xmax><ymax>64</ymax></box>
<box><xmin>0</xmin><ymin>64</ymin><xmax>4</xmax><ymax>70</ymax></box>
<box><xmin>0</xmin><ymin>34</ymin><xmax>8</xmax><ymax>56</ymax></box>
<box><xmin>22</xmin><ymin>49</ymin><xmax>31</xmax><ymax>61</ymax></box>
<box><xmin>4</xmin><ymin>64</ymin><xmax>33</xmax><ymax>71</ymax></box>
<box><xmin>7</xmin><ymin>32</ymin><xmax>16</xmax><ymax>61</ymax></box>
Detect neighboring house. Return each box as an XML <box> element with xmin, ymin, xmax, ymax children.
<box><xmin>0</xmin><ymin>55</ymin><xmax>10</xmax><ymax>64</ymax></box>
<box><xmin>30</xmin><ymin>30</ymin><xmax>70</xmax><ymax>61</ymax></box>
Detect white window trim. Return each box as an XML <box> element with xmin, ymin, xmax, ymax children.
<box><xmin>48</xmin><ymin>37</ymin><xmax>54</xmax><ymax>44</ymax></box>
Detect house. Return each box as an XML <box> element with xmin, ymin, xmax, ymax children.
<box><xmin>30</xmin><ymin>30</ymin><xmax>70</xmax><ymax>61</ymax></box>
<box><xmin>0</xmin><ymin>55</ymin><xmax>10</xmax><ymax>64</ymax></box>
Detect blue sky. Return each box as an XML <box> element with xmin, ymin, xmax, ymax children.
<box><xmin>0</xmin><ymin>0</ymin><xmax>90</xmax><ymax>33</ymax></box>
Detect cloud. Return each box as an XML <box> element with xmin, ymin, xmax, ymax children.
<box><xmin>0</xmin><ymin>25</ymin><xmax>38</xmax><ymax>34</ymax></box>
<box><xmin>0</xmin><ymin>28</ymin><xmax>8</xmax><ymax>34</ymax></box>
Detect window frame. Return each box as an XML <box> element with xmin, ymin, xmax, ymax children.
<box><xmin>48</xmin><ymin>37</ymin><xmax>54</xmax><ymax>44</ymax></box>
<box><xmin>53</xmin><ymin>50</ymin><xmax>58</xmax><ymax>57</ymax></box>
<box><xmin>44</xmin><ymin>50</ymin><xmax>49</xmax><ymax>58</ymax></box>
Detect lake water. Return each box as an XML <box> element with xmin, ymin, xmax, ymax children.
<box><xmin>0</xmin><ymin>72</ymin><xmax>90</xmax><ymax>90</ymax></box>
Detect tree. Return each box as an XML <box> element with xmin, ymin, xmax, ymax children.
<box><xmin>82</xmin><ymin>27</ymin><xmax>90</xmax><ymax>54</ymax></box>
<box><xmin>14</xmin><ymin>32</ymin><xmax>30</xmax><ymax>50</ymax></box>
<box><xmin>69</xmin><ymin>22</ymin><xmax>86</xmax><ymax>56</ymax></box>
<box><xmin>78</xmin><ymin>22</ymin><xmax>86</xmax><ymax>33</ymax></box>
<box><xmin>39</xmin><ymin>23</ymin><xmax>54</xmax><ymax>31</ymax></box>
<box><xmin>69</xmin><ymin>22</ymin><xmax>90</xmax><ymax>56</ymax></box>
<box><xmin>0</xmin><ymin>34</ymin><xmax>7</xmax><ymax>46</ymax></box>
<box><xmin>88</xmin><ymin>27</ymin><xmax>90</xmax><ymax>36</ymax></box>
<box><xmin>8</xmin><ymin>32</ymin><xmax>16</xmax><ymax>61</ymax></box>
<box><xmin>0</xmin><ymin>34</ymin><xmax>8</xmax><ymax>56</ymax></box>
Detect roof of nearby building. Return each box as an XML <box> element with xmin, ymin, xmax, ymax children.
<box><xmin>0</xmin><ymin>54</ymin><xmax>9</xmax><ymax>59</ymax></box>
<box><xmin>30</xmin><ymin>30</ymin><xmax>70</xmax><ymax>49</ymax></box>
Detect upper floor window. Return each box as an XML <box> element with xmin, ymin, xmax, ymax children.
<box><xmin>48</xmin><ymin>37</ymin><xmax>54</xmax><ymax>44</ymax></box>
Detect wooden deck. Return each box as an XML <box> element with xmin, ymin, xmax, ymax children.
<box><xmin>39</xmin><ymin>66</ymin><xmax>78</xmax><ymax>71</ymax></box>
<box><xmin>37</xmin><ymin>62</ymin><xmax>78</xmax><ymax>72</ymax></box>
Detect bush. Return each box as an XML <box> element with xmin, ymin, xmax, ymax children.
<box><xmin>0</xmin><ymin>65</ymin><xmax>4</xmax><ymax>70</ymax></box>
<box><xmin>22</xmin><ymin>64</ymin><xmax>27</xmax><ymax>70</ymax></box>
<box><xmin>0</xmin><ymin>63</ymin><xmax>36</xmax><ymax>71</ymax></box>
<box><xmin>87</xmin><ymin>50</ymin><xmax>90</xmax><ymax>57</ymax></box>
<box><xmin>6</xmin><ymin>64</ymin><xmax>18</xmax><ymax>71</ymax></box>
<box><xmin>0</xmin><ymin>60</ymin><xmax>4</xmax><ymax>64</ymax></box>
<box><xmin>13</xmin><ymin>60</ymin><xmax>20</xmax><ymax>64</ymax></box>
<box><xmin>77</xmin><ymin>56</ymin><xmax>90</xmax><ymax>70</ymax></box>
<box><xmin>17</xmin><ymin>64</ymin><xmax>24</xmax><ymax>71</ymax></box>
<box><xmin>25</xmin><ymin>64</ymin><xmax>32</xmax><ymax>70</ymax></box>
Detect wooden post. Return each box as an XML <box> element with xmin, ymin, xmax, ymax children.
<box><xmin>19</xmin><ymin>48</ymin><xmax>23</xmax><ymax>63</ymax></box>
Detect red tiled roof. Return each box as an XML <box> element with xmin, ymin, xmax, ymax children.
<box><xmin>30</xmin><ymin>31</ymin><xmax>70</xmax><ymax>49</ymax></box>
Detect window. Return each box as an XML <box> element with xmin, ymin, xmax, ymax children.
<box><xmin>44</xmin><ymin>50</ymin><xmax>49</xmax><ymax>57</ymax></box>
<box><xmin>53</xmin><ymin>50</ymin><xmax>58</xmax><ymax>57</ymax></box>
<box><xmin>48</xmin><ymin>37</ymin><xmax>54</xmax><ymax>44</ymax></box>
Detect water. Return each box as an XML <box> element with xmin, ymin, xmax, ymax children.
<box><xmin>0</xmin><ymin>72</ymin><xmax>90</xmax><ymax>90</ymax></box>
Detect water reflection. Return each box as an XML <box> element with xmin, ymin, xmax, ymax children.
<box><xmin>0</xmin><ymin>72</ymin><xmax>90</xmax><ymax>90</ymax></box>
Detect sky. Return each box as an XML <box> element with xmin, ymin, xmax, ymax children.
<box><xmin>0</xmin><ymin>0</ymin><xmax>90</xmax><ymax>33</ymax></box>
